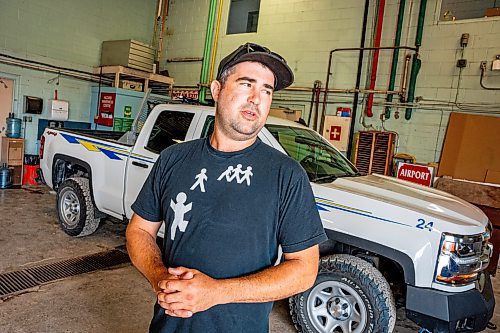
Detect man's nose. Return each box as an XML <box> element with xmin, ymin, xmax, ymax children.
<box><xmin>248</xmin><ymin>87</ymin><xmax>260</xmax><ymax>105</ymax></box>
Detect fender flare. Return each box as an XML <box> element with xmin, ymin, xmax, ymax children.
<box><xmin>52</xmin><ymin>154</ymin><xmax>93</xmax><ymax>191</ymax></box>
<box><xmin>325</xmin><ymin>229</ymin><xmax>416</xmax><ymax>285</ymax></box>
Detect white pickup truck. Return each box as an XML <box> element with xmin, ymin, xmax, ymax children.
<box><xmin>39</xmin><ymin>104</ymin><xmax>495</xmax><ymax>333</ymax></box>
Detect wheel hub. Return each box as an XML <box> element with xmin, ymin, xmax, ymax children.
<box><xmin>328</xmin><ymin>296</ymin><xmax>351</xmax><ymax>320</ymax></box>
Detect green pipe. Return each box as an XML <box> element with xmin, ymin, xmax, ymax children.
<box><xmin>198</xmin><ymin>0</ymin><xmax>218</xmax><ymax>104</ymax></box>
<box><xmin>385</xmin><ymin>0</ymin><xmax>406</xmax><ymax>120</ymax></box>
<box><xmin>405</xmin><ymin>0</ymin><xmax>427</xmax><ymax>120</ymax></box>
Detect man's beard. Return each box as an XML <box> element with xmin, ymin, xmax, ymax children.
<box><xmin>217</xmin><ymin>103</ymin><xmax>263</xmax><ymax>141</ymax></box>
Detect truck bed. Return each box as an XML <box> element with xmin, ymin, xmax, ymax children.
<box><xmin>57</xmin><ymin>128</ymin><xmax>130</xmax><ymax>145</ymax></box>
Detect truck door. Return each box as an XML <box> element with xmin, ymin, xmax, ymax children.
<box><xmin>123</xmin><ymin>109</ymin><xmax>200</xmax><ymax>219</ymax></box>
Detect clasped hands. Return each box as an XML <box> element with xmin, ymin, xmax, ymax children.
<box><xmin>157</xmin><ymin>267</ymin><xmax>221</xmax><ymax>318</ymax></box>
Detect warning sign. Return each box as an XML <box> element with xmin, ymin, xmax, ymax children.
<box><xmin>397</xmin><ymin>163</ymin><xmax>434</xmax><ymax>187</ymax></box>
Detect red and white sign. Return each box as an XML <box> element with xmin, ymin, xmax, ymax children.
<box><xmin>95</xmin><ymin>92</ymin><xmax>116</xmax><ymax>127</ymax></box>
<box><xmin>397</xmin><ymin>162</ymin><xmax>434</xmax><ymax>187</ymax></box>
<box><xmin>172</xmin><ymin>90</ymin><xmax>199</xmax><ymax>100</ymax></box>
<box><xmin>329</xmin><ymin>126</ymin><xmax>342</xmax><ymax>141</ymax></box>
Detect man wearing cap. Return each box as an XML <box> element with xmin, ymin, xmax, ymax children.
<box><xmin>126</xmin><ymin>43</ymin><xmax>326</xmax><ymax>332</ymax></box>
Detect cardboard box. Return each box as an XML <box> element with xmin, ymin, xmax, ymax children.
<box><xmin>119</xmin><ymin>80</ymin><xmax>143</xmax><ymax>92</ymax></box>
<box><xmin>268</xmin><ymin>108</ymin><xmax>302</xmax><ymax>122</ymax></box>
<box><xmin>438</xmin><ymin>113</ymin><xmax>500</xmax><ymax>184</ymax></box>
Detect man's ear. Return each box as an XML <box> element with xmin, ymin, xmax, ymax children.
<box><xmin>210</xmin><ymin>80</ymin><xmax>221</xmax><ymax>102</ymax></box>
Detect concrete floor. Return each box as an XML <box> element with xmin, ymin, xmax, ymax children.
<box><xmin>0</xmin><ymin>186</ymin><xmax>498</xmax><ymax>333</ymax></box>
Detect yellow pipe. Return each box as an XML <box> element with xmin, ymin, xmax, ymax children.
<box><xmin>209</xmin><ymin>0</ymin><xmax>224</xmax><ymax>82</ymax></box>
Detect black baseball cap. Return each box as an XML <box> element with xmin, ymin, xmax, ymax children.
<box><xmin>216</xmin><ymin>43</ymin><xmax>294</xmax><ymax>91</ymax></box>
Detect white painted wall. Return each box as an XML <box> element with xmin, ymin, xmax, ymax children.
<box><xmin>162</xmin><ymin>0</ymin><xmax>500</xmax><ymax>163</ymax></box>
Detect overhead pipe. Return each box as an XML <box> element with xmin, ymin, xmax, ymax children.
<box><xmin>399</xmin><ymin>54</ymin><xmax>412</xmax><ymax>100</ymax></box>
<box><xmin>313</xmin><ymin>81</ymin><xmax>322</xmax><ymax>131</ymax></box>
<box><xmin>208</xmin><ymin>0</ymin><xmax>224</xmax><ymax>82</ymax></box>
<box><xmin>198</xmin><ymin>0</ymin><xmax>217</xmax><ymax>104</ymax></box>
<box><xmin>322</xmin><ymin>46</ymin><xmax>417</xmax><ymax>117</ymax></box>
<box><xmin>157</xmin><ymin>0</ymin><xmax>169</xmax><ymax>68</ymax></box>
<box><xmin>151</xmin><ymin>0</ymin><xmax>161</xmax><ymax>51</ymax></box>
<box><xmin>346</xmin><ymin>0</ymin><xmax>370</xmax><ymax>159</ymax></box>
<box><xmin>479</xmin><ymin>62</ymin><xmax>500</xmax><ymax>90</ymax></box>
<box><xmin>308</xmin><ymin>81</ymin><xmax>320</xmax><ymax>128</ymax></box>
<box><xmin>365</xmin><ymin>0</ymin><xmax>387</xmax><ymax>118</ymax></box>
<box><xmin>0</xmin><ymin>53</ymin><xmax>112</xmax><ymax>84</ymax></box>
<box><xmin>385</xmin><ymin>0</ymin><xmax>407</xmax><ymax>119</ymax></box>
<box><xmin>405</xmin><ymin>0</ymin><xmax>428</xmax><ymax>120</ymax></box>
<box><xmin>167</xmin><ymin>57</ymin><xmax>203</xmax><ymax>63</ymax></box>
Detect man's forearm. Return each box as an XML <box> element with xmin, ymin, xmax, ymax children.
<box><xmin>126</xmin><ymin>226</ymin><xmax>168</xmax><ymax>292</ymax></box>
<box><xmin>160</xmin><ymin>245</ymin><xmax>319</xmax><ymax>316</ymax></box>
<box><xmin>219</xmin><ymin>257</ymin><xmax>317</xmax><ymax>304</ymax></box>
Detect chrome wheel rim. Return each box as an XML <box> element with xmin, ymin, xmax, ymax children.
<box><xmin>307</xmin><ymin>280</ymin><xmax>367</xmax><ymax>333</ymax></box>
<box><xmin>60</xmin><ymin>190</ymin><xmax>80</xmax><ymax>228</ymax></box>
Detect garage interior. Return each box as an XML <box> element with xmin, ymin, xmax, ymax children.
<box><xmin>1</xmin><ymin>0</ymin><xmax>500</xmax><ymax>332</ymax></box>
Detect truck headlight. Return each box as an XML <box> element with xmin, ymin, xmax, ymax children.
<box><xmin>435</xmin><ymin>227</ymin><xmax>492</xmax><ymax>285</ymax></box>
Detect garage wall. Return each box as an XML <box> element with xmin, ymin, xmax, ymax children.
<box><xmin>162</xmin><ymin>0</ymin><xmax>500</xmax><ymax>163</ymax></box>
<box><xmin>0</xmin><ymin>0</ymin><xmax>156</xmax><ymax>154</ymax></box>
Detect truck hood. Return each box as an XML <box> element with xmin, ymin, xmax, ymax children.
<box><xmin>323</xmin><ymin>174</ymin><xmax>488</xmax><ymax>228</ymax></box>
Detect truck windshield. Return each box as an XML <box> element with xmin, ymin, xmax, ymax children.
<box><xmin>265</xmin><ymin>125</ymin><xmax>360</xmax><ymax>183</ymax></box>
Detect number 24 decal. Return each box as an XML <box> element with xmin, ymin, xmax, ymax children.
<box><xmin>416</xmin><ymin>218</ymin><xmax>433</xmax><ymax>231</ymax></box>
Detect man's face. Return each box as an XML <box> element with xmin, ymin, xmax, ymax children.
<box><xmin>211</xmin><ymin>61</ymin><xmax>275</xmax><ymax>142</ymax></box>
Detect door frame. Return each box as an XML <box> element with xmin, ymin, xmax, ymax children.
<box><xmin>0</xmin><ymin>71</ymin><xmax>21</xmax><ymax>116</ymax></box>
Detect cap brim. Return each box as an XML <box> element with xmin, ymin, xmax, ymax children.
<box><xmin>226</xmin><ymin>52</ymin><xmax>294</xmax><ymax>91</ymax></box>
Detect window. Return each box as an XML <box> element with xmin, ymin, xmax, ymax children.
<box><xmin>146</xmin><ymin>111</ymin><xmax>194</xmax><ymax>154</ymax></box>
<box><xmin>227</xmin><ymin>0</ymin><xmax>261</xmax><ymax>34</ymax></box>
<box><xmin>440</xmin><ymin>0</ymin><xmax>499</xmax><ymax>21</ymax></box>
<box><xmin>201</xmin><ymin>115</ymin><xmax>215</xmax><ymax>138</ymax></box>
<box><xmin>265</xmin><ymin>125</ymin><xmax>359</xmax><ymax>183</ymax></box>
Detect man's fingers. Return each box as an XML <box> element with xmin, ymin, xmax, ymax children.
<box><xmin>162</xmin><ymin>291</ymin><xmax>186</xmax><ymax>304</ymax></box>
<box><xmin>180</xmin><ymin>271</ymin><xmax>194</xmax><ymax>279</ymax></box>
<box><xmin>165</xmin><ymin>309</ymin><xmax>193</xmax><ymax>318</ymax></box>
<box><xmin>157</xmin><ymin>281</ymin><xmax>178</xmax><ymax>293</ymax></box>
<box><xmin>168</xmin><ymin>266</ymin><xmax>191</xmax><ymax>276</ymax></box>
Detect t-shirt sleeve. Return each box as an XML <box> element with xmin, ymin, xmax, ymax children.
<box><xmin>278</xmin><ymin>168</ymin><xmax>327</xmax><ymax>253</ymax></box>
<box><xmin>131</xmin><ymin>153</ymin><xmax>165</xmax><ymax>222</ymax></box>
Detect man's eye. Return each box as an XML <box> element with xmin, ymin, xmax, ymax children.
<box><xmin>263</xmin><ymin>90</ymin><xmax>272</xmax><ymax>96</ymax></box>
<box><xmin>241</xmin><ymin>82</ymin><xmax>251</xmax><ymax>87</ymax></box>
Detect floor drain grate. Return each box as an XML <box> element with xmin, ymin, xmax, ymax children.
<box><xmin>0</xmin><ymin>248</ymin><xmax>130</xmax><ymax>299</ymax></box>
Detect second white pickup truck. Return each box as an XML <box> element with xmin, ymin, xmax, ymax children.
<box><xmin>39</xmin><ymin>104</ymin><xmax>495</xmax><ymax>333</ymax></box>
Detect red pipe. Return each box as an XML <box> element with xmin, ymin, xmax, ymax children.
<box><xmin>366</xmin><ymin>0</ymin><xmax>386</xmax><ymax>117</ymax></box>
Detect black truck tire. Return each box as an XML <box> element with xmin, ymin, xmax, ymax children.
<box><xmin>289</xmin><ymin>254</ymin><xmax>396</xmax><ymax>333</ymax></box>
<box><xmin>56</xmin><ymin>177</ymin><xmax>100</xmax><ymax>237</ymax></box>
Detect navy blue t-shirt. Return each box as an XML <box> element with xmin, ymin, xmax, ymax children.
<box><xmin>132</xmin><ymin>137</ymin><xmax>326</xmax><ymax>333</ymax></box>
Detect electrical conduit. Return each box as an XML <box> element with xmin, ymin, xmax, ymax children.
<box><xmin>346</xmin><ymin>0</ymin><xmax>370</xmax><ymax>160</ymax></box>
<box><xmin>365</xmin><ymin>0</ymin><xmax>386</xmax><ymax>118</ymax></box>
<box><xmin>385</xmin><ymin>0</ymin><xmax>406</xmax><ymax>119</ymax></box>
<box><xmin>198</xmin><ymin>0</ymin><xmax>218</xmax><ymax>104</ymax></box>
<box><xmin>209</xmin><ymin>0</ymin><xmax>224</xmax><ymax>83</ymax></box>
<box><xmin>405</xmin><ymin>0</ymin><xmax>427</xmax><ymax>120</ymax></box>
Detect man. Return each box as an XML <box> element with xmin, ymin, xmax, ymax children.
<box><xmin>126</xmin><ymin>43</ymin><xmax>327</xmax><ymax>332</ymax></box>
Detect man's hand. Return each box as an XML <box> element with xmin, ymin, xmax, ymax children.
<box><xmin>157</xmin><ymin>267</ymin><xmax>220</xmax><ymax>318</ymax></box>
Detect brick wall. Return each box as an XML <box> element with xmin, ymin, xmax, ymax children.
<box><xmin>163</xmin><ymin>0</ymin><xmax>500</xmax><ymax>163</ymax></box>
<box><xmin>0</xmin><ymin>0</ymin><xmax>156</xmax><ymax>154</ymax></box>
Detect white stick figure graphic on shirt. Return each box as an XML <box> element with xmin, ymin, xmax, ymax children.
<box><xmin>228</xmin><ymin>164</ymin><xmax>242</xmax><ymax>182</ymax></box>
<box><xmin>237</xmin><ymin>166</ymin><xmax>253</xmax><ymax>186</ymax></box>
<box><xmin>190</xmin><ymin>168</ymin><xmax>207</xmax><ymax>192</ymax></box>
<box><xmin>217</xmin><ymin>165</ymin><xmax>234</xmax><ymax>181</ymax></box>
<box><xmin>217</xmin><ymin>164</ymin><xmax>253</xmax><ymax>185</ymax></box>
<box><xmin>170</xmin><ymin>192</ymin><xmax>192</xmax><ymax>240</ymax></box>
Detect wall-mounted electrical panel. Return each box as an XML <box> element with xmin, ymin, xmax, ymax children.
<box><xmin>48</xmin><ymin>100</ymin><xmax>69</xmax><ymax>121</ymax></box>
